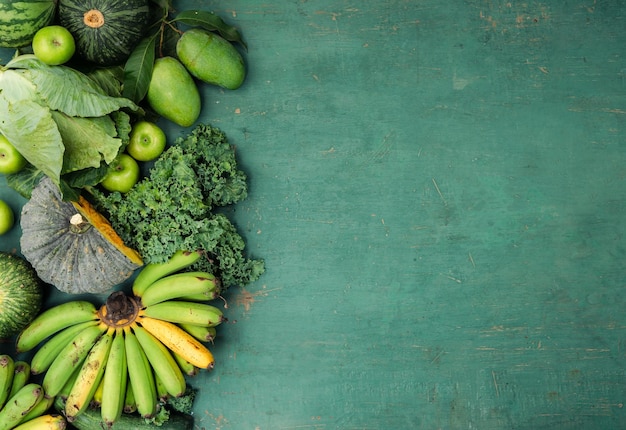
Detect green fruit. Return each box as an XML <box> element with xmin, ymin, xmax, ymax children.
<box><xmin>0</xmin><ymin>0</ymin><xmax>56</xmax><ymax>48</ymax></box>
<box><xmin>176</xmin><ymin>28</ymin><xmax>246</xmax><ymax>90</ymax></box>
<box><xmin>0</xmin><ymin>252</ymin><xmax>43</xmax><ymax>339</ymax></box>
<box><xmin>146</xmin><ymin>57</ymin><xmax>201</xmax><ymax>127</ymax></box>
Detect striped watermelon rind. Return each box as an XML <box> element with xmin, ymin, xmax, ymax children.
<box><xmin>0</xmin><ymin>0</ymin><xmax>57</xmax><ymax>48</ymax></box>
<box><xmin>0</xmin><ymin>252</ymin><xmax>43</xmax><ymax>339</ymax></box>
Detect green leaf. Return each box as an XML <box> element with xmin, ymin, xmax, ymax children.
<box><xmin>111</xmin><ymin>110</ymin><xmax>133</xmax><ymax>152</ymax></box>
<box><xmin>0</xmin><ymin>93</ymin><xmax>64</xmax><ymax>184</ymax></box>
<box><xmin>87</xmin><ymin>67</ymin><xmax>125</xmax><ymax>97</ymax></box>
<box><xmin>51</xmin><ymin>112</ymin><xmax>123</xmax><ymax>174</ymax></box>
<box><xmin>5</xmin><ymin>166</ymin><xmax>44</xmax><ymax>199</ymax></box>
<box><xmin>123</xmin><ymin>36</ymin><xmax>157</xmax><ymax>103</ymax></box>
<box><xmin>8</xmin><ymin>54</ymin><xmax>139</xmax><ymax>116</ymax></box>
<box><xmin>172</xmin><ymin>10</ymin><xmax>247</xmax><ymax>50</ymax></box>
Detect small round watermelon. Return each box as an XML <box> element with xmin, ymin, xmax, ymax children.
<box><xmin>0</xmin><ymin>252</ymin><xmax>43</xmax><ymax>339</ymax></box>
<box><xmin>0</xmin><ymin>0</ymin><xmax>57</xmax><ymax>48</ymax></box>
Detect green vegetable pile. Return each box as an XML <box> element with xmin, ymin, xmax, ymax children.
<box><xmin>91</xmin><ymin>124</ymin><xmax>264</xmax><ymax>289</ymax></box>
<box><xmin>0</xmin><ymin>1</ymin><xmax>263</xmax><ymax>427</ymax></box>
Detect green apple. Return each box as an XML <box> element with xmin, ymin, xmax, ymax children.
<box><xmin>0</xmin><ymin>135</ymin><xmax>27</xmax><ymax>175</ymax></box>
<box><xmin>100</xmin><ymin>153</ymin><xmax>140</xmax><ymax>193</ymax></box>
<box><xmin>32</xmin><ymin>25</ymin><xmax>76</xmax><ymax>66</ymax></box>
<box><xmin>0</xmin><ymin>199</ymin><xmax>14</xmax><ymax>236</ymax></box>
<box><xmin>127</xmin><ymin>121</ymin><xmax>167</xmax><ymax>161</ymax></box>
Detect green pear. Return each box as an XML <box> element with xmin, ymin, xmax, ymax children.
<box><xmin>146</xmin><ymin>57</ymin><xmax>201</xmax><ymax>127</ymax></box>
<box><xmin>176</xmin><ymin>28</ymin><xmax>246</xmax><ymax>90</ymax></box>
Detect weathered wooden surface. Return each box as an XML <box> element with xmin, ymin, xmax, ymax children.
<box><xmin>2</xmin><ymin>1</ymin><xmax>626</xmax><ymax>428</ymax></box>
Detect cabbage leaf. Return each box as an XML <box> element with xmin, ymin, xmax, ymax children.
<box><xmin>0</xmin><ymin>54</ymin><xmax>138</xmax><ymax>194</ymax></box>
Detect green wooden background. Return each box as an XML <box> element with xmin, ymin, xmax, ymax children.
<box><xmin>2</xmin><ymin>1</ymin><xmax>626</xmax><ymax>428</ymax></box>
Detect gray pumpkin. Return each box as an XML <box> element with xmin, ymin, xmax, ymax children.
<box><xmin>20</xmin><ymin>177</ymin><xmax>143</xmax><ymax>294</ymax></box>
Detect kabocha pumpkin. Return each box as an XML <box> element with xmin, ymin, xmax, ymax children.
<box><xmin>57</xmin><ymin>0</ymin><xmax>150</xmax><ymax>66</ymax></box>
<box><xmin>0</xmin><ymin>252</ymin><xmax>43</xmax><ymax>338</ymax></box>
<box><xmin>20</xmin><ymin>177</ymin><xmax>143</xmax><ymax>294</ymax></box>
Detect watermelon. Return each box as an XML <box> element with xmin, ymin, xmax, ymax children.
<box><xmin>0</xmin><ymin>252</ymin><xmax>43</xmax><ymax>339</ymax></box>
<box><xmin>0</xmin><ymin>0</ymin><xmax>57</xmax><ymax>48</ymax></box>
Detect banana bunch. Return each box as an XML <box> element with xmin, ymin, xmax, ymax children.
<box><xmin>0</xmin><ymin>354</ymin><xmax>66</xmax><ymax>430</ymax></box>
<box><xmin>15</xmin><ymin>250</ymin><xmax>225</xmax><ymax>426</ymax></box>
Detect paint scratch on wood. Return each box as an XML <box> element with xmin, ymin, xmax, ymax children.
<box><xmin>432</xmin><ymin>178</ymin><xmax>446</xmax><ymax>205</ymax></box>
<box><xmin>492</xmin><ymin>370</ymin><xmax>500</xmax><ymax>397</ymax></box>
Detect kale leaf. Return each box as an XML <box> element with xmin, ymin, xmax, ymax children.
<box><xmin>91</xmin><ymin>124</ymin><xmax>264</xmax><ymax>289</ymax></box>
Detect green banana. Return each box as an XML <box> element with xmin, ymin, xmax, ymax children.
<box><xmin>9</xmin><ymin>361</ymin><xmax>30</xmax><ymax>399</ymax></box>
<box><xmin>43</xmin><ymin>324</ymin><xmax>106</xmax><ymax>397</ymax></box>
<box><xmin>100</xmin><ymin>330</ymin><xmax>127</xmax><ymax>426</ymax></box>
<box><xmin>134</xmin><ymin>325</ymin><xmax>186</xmax><ymax>398</ymax></box>
<box><xmin>179</xmin><ymin>323</ymin><xmax>217</xmax><ymax>343</ymax></box>
<box><xmin>172</xmin><ymin>351</ymin><xmax>198</xmax><ymax>377</ymax></box>
<box><xmin>123</xmin><ymin>380</ymin><xmax>136</xmax><ymax>414</ymax></box>
<box><xmin>154</xmin><ymin>372</ymin><xmax>169</xmax><ymax>401</ymax></box>
<box><xmin>142</xmin><ymin>301</ymin><xmax>225</xmax><ymax>327</ymax></box>
<box><xmin>13</xmin><ymin>414</ymin><xmax>66</xmax><ymax>430</ymax></box>
<box><xmin>0</xmin><ymin>383</ymin><xmax>44</xmax><ymax>430</ymax></box>
<box><xmin>30</xmin><ymin>320</ymin><xmax>99</xmax><ymax>375</ymax></box>
<box><xmin>132</xmin><ymin>250</ymin><xmax>203</xmax><ymax>297</ymax></box>
<box><xmin>91</xmin><ymin>376</ymin><xmax>104</xmax><ymax>407</ymax></box>
<box><xmin>178</xmin><ymin>291</ymin><xmax>221</xmax><ymax>302</ymax></box>
<box><xmin>139</xmin><ymin>271</ymin><xmax>218</xmax><ymax>307</ymax></box>
<box><xmin>16</xmin><ymin>301</ymin><xmax>98</xmax><ymax>353</ymax></box>
<box><xmin>0</xmin><ymin>354</ymin><xmax>15</xmax><ymax>410</ymax></box>
<box><xmin>124</xmin><ymin>328</ymin><xmax>156</xmax><ymax>418</ymax></box>
<box><xmin>65</xmin><ymin>329</ymin><xmax>113</xmax><ymax>421</ymax></box>
<box><xmin>57</xmin><ymin>367</ymin><xmax>79</xmax><ymax>401</ymax></box>
<box><xmin>18</xmin><ymin>394</ymin><xmax>55</xmax><ymax>424</ymax></box>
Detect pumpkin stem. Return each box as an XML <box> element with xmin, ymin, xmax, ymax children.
<box><xmin>69</xmin><ymin>213</ymin><xmax>92</xmax><ymax>234</ymax></box>
<box><xmin>84</xmin><ymin>9</ymin><xmax>105</xmax><ymax>28</ymax></box>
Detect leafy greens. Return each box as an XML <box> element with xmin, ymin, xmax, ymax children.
<box><xmin>91</xmin><ymin>124</ymin><xmax>264</xmax><ymax>289</ymax></box>
<box><xmin>0</xmin><ymin>55</ymin><xmax>138</xmax><ymax>198</ymax></box>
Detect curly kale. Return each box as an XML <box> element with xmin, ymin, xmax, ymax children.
<box><xmin>91</xmin><ymin>124</ymin><xmax>264</xmax><ymax>289</ymax></box>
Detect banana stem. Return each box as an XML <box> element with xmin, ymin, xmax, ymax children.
<box><xmin>97</xmin><ymin>292</ymin><xmax>141</xmax><ymax>329</ymax></box>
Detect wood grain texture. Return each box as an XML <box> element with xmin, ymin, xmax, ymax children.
<box><xmin>2</xmin><ymin>1</ymin><xmax>626</xmax><ymax>429</ymax></box>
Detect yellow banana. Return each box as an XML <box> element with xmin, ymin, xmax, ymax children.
<box><xmin>0</xmin><ymin>354</ymin><xmax>15</xmax><ymax>410</ymax></box>
<box><xmin>0</xmin><ymin>383</ymin><xmax>44</xmax><ymax>430</ymax></box>
<box><xmin>13</xmin><ymin>414</ymin><xmax>67</xmax><ymax>430</ymax></box>
<box><xmin>9</xmin><ymin>361</ymin><xmax>31</xmax><ymax>399</ymax></box>
<box><xmin>134</xmin><ymin>324</ymin><xmax>186</xmax><ymax>398</ymax></box>
<box><xmin>139</xmin><ymin>271</ymin><xmax>218</xmax><ymax>307</ymax></box>
<box><xmin>142</xmin><ymin>300</ymin><xmax>225</xmax><ymax>327</ymax></box>
<box><xmin>43</xmin><ymin>324</ymin><xmax>106</xmax><ymax>397</ymax></box>
<box><xmin>16</xmin><ymin>301</ymin><xmax>98</xmax><ymax>353</ymax></box>
<box><xmin>30</xmin><ymin>320</ymin><xmax>99</xmax><ymax>375</ymax></box>
<box><xmin>179</xmin><ymin>323</ymin><xmax>217</xmax><ymax>343</ymax></box>
<box><xmin>139</xmin><ymin>316</ymin><xmax>215</xmax><ymax>369</ymax></box>
<box><xmin>65</xmin><ymin>329</ymin><xmax>113</xmax><ymax>421</ymax></box>
<box><xmin>18</xmin><ymin>394</ymin><xmax>55</xmax><ymax>424</ymax></box>
<box><xmin>100</xmin><ymin>330</ymin><xmax>127</xmax><ymax>426</ymax></box>
<box><xmin>124</xmin><ymin>327</ymin><xmax>156</xmax><ymax>418</ymax></box>
<box><xmin>132</xmin><ymin>249</ymin><xmax>203</xmax><ymax>297</ymax></box>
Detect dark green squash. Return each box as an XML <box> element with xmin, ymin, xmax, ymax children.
<box><xmin>57</xmin><ymin>0</ymin><xmax>150</xmax><ymax>66</ymax></box>
<box><xmin>0</xmin><ymin>252</ymin><xmax>43</xmax><ymax>339</ymax></box>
